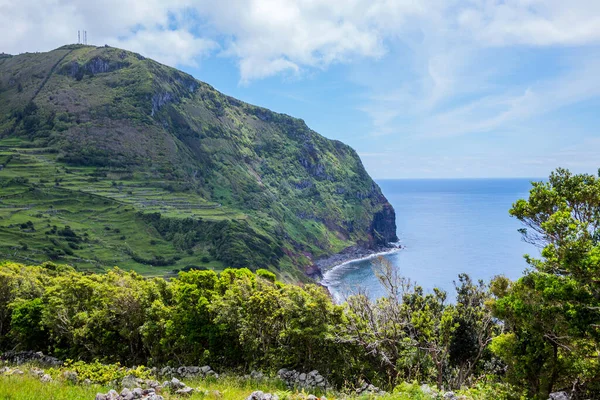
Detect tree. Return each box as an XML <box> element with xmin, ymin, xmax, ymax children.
<box><xmin>491</xmin><ymin>168</ymin><xmax>600</xmax><ymax>398</ymax></box>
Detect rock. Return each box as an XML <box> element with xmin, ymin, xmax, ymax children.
<box><xmin>106</xmin><ymin>389</ymin><xmax>120</xmax><ymax>400</ymax></box>
<box><xmin>0</xmin><ymin>350</ymin><xmax>62</xmax><ymax>367</ymax></box>
<box><xmin>95</xmin><ymin>394</ymin><xmax>106</xmax><ymax>400</ymax></box>
<box><xmin>40</xmin><ymin>374</ymin><xmax>53</xmax><ymax>383</ymax></box>
<box><xmin>175</xmin><ymin>386</ymin><xmax>194</xmax><ymax>396</ymax></box>
<box><xmin>299</xmin><ymin>373</ymin><xmax>307</xmax><ymax>381</ymax></box>
<box><xmin>145</xmin><ymin>380</ymin><xmax>160</xmax><ymax>388</ymax></box>
<box><xmin>549</xmin><ymin>392</ymin><xmax>570</xmax><ymax>400</ymax></box>
<box><xmin>443</xmin><ymin>392</ymin><xmax>458</xmax><ymax>400</ymax></box>
<box><xmin>200</xmin><ymin>365</ymin><xmax>212</xmax><ymax>374</ymax></box>
<box><xmin>245</xmin><ymin>391</ymin><xmax>280</xmax><ymax>400</ymax></box>
<box><xmin>83</xmin><ymin>378</ymin><xmax>92</xmax><ymax>386</ymax></box>
<box><xmin>29</xmin><ymin>367</ymin><xmax>45</xmax><ymax>377</ymax></box>
<box><xmin>307</xmin><ymin>396</ymin><xmax>318</xmax><ymax>400</ymax></box>
<box><xmin>212</xmin><ymin>390</ymin><xmax>223</xmax><ymax>397</ymax></box>
<box><xmin>132</xmin><ymin>388</ymin><xmax>144</xmax><ymax>398</ymax></box>
<box><xmin>10</xmin><ymin>369</ymin><xmax>24</xmax><ymax>375</ymax></box>
<box><xmin>0</xmin><ymin>367</ymin><xmax>9</xmax><ymax>375</ymax></box>
<box><xmin>121</xmin><ymin>375</ymin><xmax>139</xmax><ymax>389</ymax></box>
<box><xmin>62</xmin><ymin>370</ymin><xmax>78</xmax><ymax>384</ymax></box>
<box><xmin>170</xmin><ymin>377</ymin><xmax>185</xmax><ymax>389</ymax></box>
<box><xmin>146</xmin><ymin>395</ymin><xmax>164</xmax><ymax>400</ymax></box>
<box><xmin>420</xmin><ymin>384</ymin><xmax>436</xmax><ymax>396</ymax></box>
<box><xmin>250</xmin><ymin>370</ymin><xmax>264</xmax><ymax>380</ymax></box>
<box><xmin>120</xmin><ymin>388</ymin><xmax>134</xmax><ymax>400</ymax></box>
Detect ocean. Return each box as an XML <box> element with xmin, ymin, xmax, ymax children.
<box><xmin>322</xmin><ymin>178</ymin><xmax>541</xmax><ymax>302</ymax></box>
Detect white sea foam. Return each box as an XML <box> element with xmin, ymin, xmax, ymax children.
<box><xmin>320</xmin><ymin>243</ymin><xmax>401</xmax><ymax>302</ymax></box>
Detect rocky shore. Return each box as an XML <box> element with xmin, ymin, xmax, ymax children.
<box><xmin>314</xmin><ymin>242</ymin><xmax>401</xmax><ymax>276</ymax></box>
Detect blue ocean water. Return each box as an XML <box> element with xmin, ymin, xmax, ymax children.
<box><xmin>322</xmin><ymin>179</ymin><xmax>541</xmax><ymax>302</ymax></box>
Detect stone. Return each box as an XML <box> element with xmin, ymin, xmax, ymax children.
<box><xmin>443</xmin><ymin>392</ymin><xmax>458</xmax><ymax>400</ymax></box>
<box><xmin>62</xmin><ymin>370</ymin><xmax>78</xmax><ymax>384</ymax></box>
<box><xmin>549</xmin><ymin>392</ymin><xmax>570</xmax><ymax>400</ymax></box>
<box><xmin>307</xmin><ymin>395</ymin><xmax>318</xmax><ymax>400</ymax></box>
<box><xmin>170</xmin><ymin>377</ymin><xmax>185</xmax><ymax>389</ymax></box>
<box><xmin>315</xmin><ymin>375</ymin><xmax>324</xmax><ymax>383</ymax></box>
<box><xmin>95</xmin><ymin>394</ymin><xmax>106</xmax><ymax>400</ymax></box>
<box><xmin>106</xmin><ymin>389</ymin><xmax>120</xmax><ymax>400</ymax></box>
<box><xmin>146</xmin><ymin>395</ymin><xmax>164</xmax><ymax>400</ymax></box>
<box><xmin>245</xmin><ymin>391</ymin><xmax>280</xmax><ymax>400</ymax></box>
<box><xmin>250</xmin><ymin>370</ymin><xmax>264</xmax><ymax>380</ymax></box>
<box><xmin>10</xmin><ymin>369</ymin><xmax>24</xmax><ymax>375</ymax></box>
<box><xmin>83</xmin><ymin>378</ymin><xmax>92</xmax><ymax>386</ymax></box>
<box><xmin>121</xmin><ymin>375</ymin><xmax>139</xmax><ymax>389</ymax></box>
<box><xmin>132</xmin><ymin>388</ymin><xmax>144</xmax><ymax>398</ymax></box>
<box><xmin>212</xmin><ymin>390</ymin><xmax>223</xmax><ymax>397</ymax></box>
<box><xmin>175</xmin><ymin>386</ymin><xmax>194</xmax><ymax>396</ymax></box>
<box><xmin>298</xmin><ymin>373</ymin><xmax>307</xmax><ymax>381</ymax></box>
<box><xmin>200</xmin><ymin>365</ymin><xmax>212</xmax><ymax>374</ymax></box>
<box><xmin>145</xmin><ymin>380</ymin><xmax>161</xmax><ymax>388</ymax></box>
<box><xmin>120</xmin><ymin>388</ymin><xmax>134</xmax><ymax>400</ymax></box>
<box><xmin>29</xmin><ymin>367</ymin><xmax>44</xmax><ymax>377</ymax></box>
<box><xmin>40</xmin><ymin>374</ymin><xmax>52</xmax><ymax>383</ymax></box>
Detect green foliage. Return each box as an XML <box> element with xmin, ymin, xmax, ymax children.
<box><xmin>490</xmin><ymin>168</ymin><xmax>600</xmax><ymax>399</ymax></box>
<box><xmin>57</xmin><ymin>360</ymin><xmax>151</xmax><ymax>385</ymax></box>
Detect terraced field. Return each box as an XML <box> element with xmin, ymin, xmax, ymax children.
<box><xmin>0</xmin><ymin>138</ymin><xmax>242</xmax><ymax>274</ymax></box>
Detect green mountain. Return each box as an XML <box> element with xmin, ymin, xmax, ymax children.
<box><xmin>0</xmin><ymin>44</ymin><xmax>397</xmax><ymax>280</ymax></box>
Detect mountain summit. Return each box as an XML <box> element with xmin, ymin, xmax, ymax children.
<box><xmin>0</xmin><ymin>44</ymin><xmax>396</xmax><ymax>279</ymax></box>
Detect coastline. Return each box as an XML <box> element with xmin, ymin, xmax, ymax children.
<box><xmin>315</xmin><ymin>242</ymin><xmax>402</xmax><ymax>288</ymax></box>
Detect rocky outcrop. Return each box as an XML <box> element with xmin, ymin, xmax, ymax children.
<box><xmin>355</xmin><ymin>382</ymin><xmax>386</xmax><ymax>396</ymax></box>
<box><xmin>548</xmin><ymin>392</ymin><xmax>570</xmax><ymax>400</ymax></box>
<box><xmin>370</xmin><ymin>203</ymin><xmax>398</xmax><ymax>246</ymax></box>
<box><xmin>157</xmin><ymin>365</ymin><xmax>217</xmax><ymax>379</ymax></box>
<box><xmin>0</xmin><ymin>350</ymin><xmax>62</xmax><ymax>366</ymax></box>
<box><xmin>277</xmin><ymin>368</ymin><xmax>329</xmax><ymax>391</ymax></box>
<box><xmin>246</xmin><ymin>391</ymin><xmax>279</xmax><ymax>400</ymax></box>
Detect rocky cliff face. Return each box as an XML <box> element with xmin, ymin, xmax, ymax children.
<box><xmin>370</xmin><ymin>203</ymin><xmax>398</xmax><ymax>246</ymax></box>
<box><xmin>0</xmin><ymin>44</ymin><xmax>398</xmax><ymax>279</ymax></box>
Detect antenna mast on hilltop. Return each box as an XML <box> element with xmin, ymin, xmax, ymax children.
<box><xmin>77</xmin><ymin>30</ymin><xmax>88</xmax><ymax>45</ymax></box>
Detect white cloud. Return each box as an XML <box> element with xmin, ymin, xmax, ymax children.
<box><xmin>2</xmin><ymin>0</ymin><xmax>600</xmax><ymax>155</ymax></box>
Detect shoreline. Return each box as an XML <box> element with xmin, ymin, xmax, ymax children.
<box><xmin>315</xmin><ymin>242</ymin><xmax>402</xmax><ymax>283</ymax></box>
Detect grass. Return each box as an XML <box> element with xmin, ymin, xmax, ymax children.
<box><xmin>0</xmin><ymin>372</ymin><xmax>334</xmax><ymax>400</ymax></box>
<box><xmin>0</xmin><ymin>139</ymin><xmax>234</xmax><ymax>275</ymax></box>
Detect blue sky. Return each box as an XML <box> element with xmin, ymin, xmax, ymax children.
<box><xmin>2</xmin><ymin>0</ymin><xmax>600</xmax><ymax>179</ymax></box>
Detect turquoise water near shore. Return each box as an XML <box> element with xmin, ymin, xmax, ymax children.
<box><xmin>322</xmin><ymin>179</ymin><xmax>540</xmax><ymax>301</ymax></box>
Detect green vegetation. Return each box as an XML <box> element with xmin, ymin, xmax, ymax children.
<box><xmin>0</xmin><ymin>45</ymin><xmax>397</xmax><ymax>278</ymax></box>
<box><xmin>0</xmin><ymin>369</ymin><xmax>519</xmax><ymax>400</ymax></box>
<box><xmin>1</xmin><ymin>168</ymin><xmax>599</xmax><ymax>399</ymax></box>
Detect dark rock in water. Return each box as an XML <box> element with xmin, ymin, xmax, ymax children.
<box><xmin>0</xmin><ymin>351</ymin><xmax>62</xmax><ymax>366</ymax></box>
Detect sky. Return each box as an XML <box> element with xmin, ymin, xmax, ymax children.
<box><xmin>1</xmin><ymin>0</ymin><xmax>600</xmax><ymax>179</ymax></box>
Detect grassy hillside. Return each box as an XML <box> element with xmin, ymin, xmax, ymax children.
<box><xmin>0</xmin><ymin>44</ymin><xmax>396</xmax><ymax>278</ymax></box>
